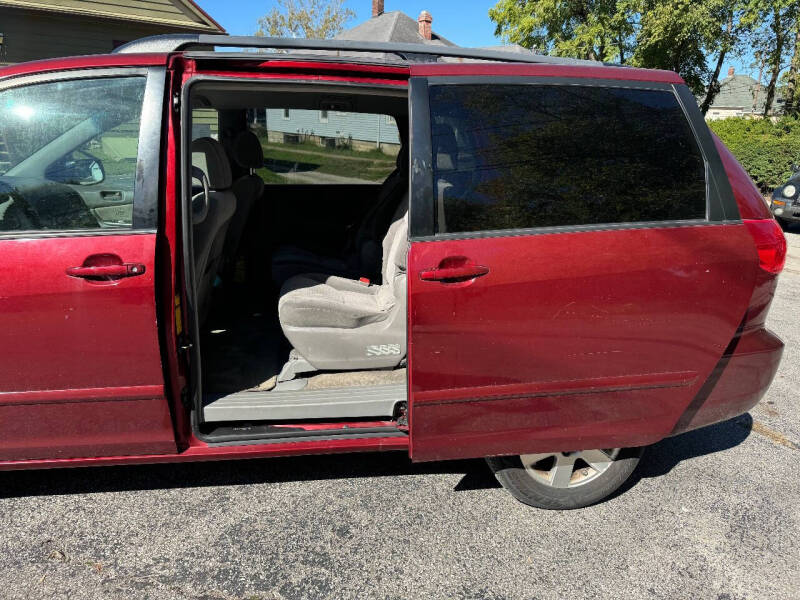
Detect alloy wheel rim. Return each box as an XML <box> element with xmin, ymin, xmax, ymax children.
<box><xmin>519</xmin><ymin>448</ymin><xmax>621</xmax><ymax>488</ymax></box>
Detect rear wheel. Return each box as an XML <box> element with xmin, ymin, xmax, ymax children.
<box><xmin>486</xmin><ymin>447</ymin><xmax>644</xmax><ymax>510</ymax></box>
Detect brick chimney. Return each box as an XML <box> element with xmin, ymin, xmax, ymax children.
<box><xmin>418</xmin><ymin>10</ymin><xmax>432</xmax><ymax>40</ymax></box>
<box><xmin>728</xmin><ymin>66</ymin><xmax>735</xmax><ymax>77</ymax></box>
<box><xmin>372</xmin><ymin>0</ymin><xmax>384</xmax><ymax>17</ymax></box>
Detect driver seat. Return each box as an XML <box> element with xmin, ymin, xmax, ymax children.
<box><xmin>191</xmin><ymin>137</ymin><xmax>236</xmax><ymax>324</ymax></box>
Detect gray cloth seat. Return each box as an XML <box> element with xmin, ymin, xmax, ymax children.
<box><xmin>191</xmin><ymin>137</ymin><xmax>236</xmax><ymax>324</ymax></box>
<box><xmin>223</xmin><ymin>130</ymin><xmax>264</xmax><ymax>270</ymax></box>
<box><xmin>278</xmin><ymin>197</ymin><xmax>408</xmax><ymax>371</ymax></box>
<box><xmin>271</xmin><ymin>146</ymin><xmax>408</xmax><ymax>286</ymax></box>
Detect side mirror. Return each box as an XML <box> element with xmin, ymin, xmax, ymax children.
<box><xmin>47</xmin><ymin>156</ymin><xmax>105</xmax><ymax>185</ymax></box>
<box><xmin>84</xmin><ymin>159</ymin><xmax>105</xmax><ymax>184</ymax></box>
<box><xmin>191</xmin><ymin>166</ymin><xmax>210</xmax><ymax>224</ymax></box>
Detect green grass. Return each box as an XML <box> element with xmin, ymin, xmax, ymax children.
<box><xmin>254</xmin><ymin>166</ymin><xmax>288</xmax><ymax>184</ymax></box>
<box><xmin>257</xmin><ymin>139</ymin><xmax>395</xmax><ymax>182</ymax></box>
<box><xmin>263</xmin><ymin>139</ymin><xmax>392</xmax><ymax>161</ymax></box>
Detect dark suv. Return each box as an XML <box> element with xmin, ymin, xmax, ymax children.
<box><xmin>771</xmin><ymin>165</ymin><xmax>800</xmax><ymax>229</ymax></box>
<box><xmin>0</xmin><ymin>35</ymin><xmax>787</xmax><ymax>509</ymax></box>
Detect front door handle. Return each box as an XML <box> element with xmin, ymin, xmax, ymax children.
<box><xmin>420</xmin><ymin>263</ymin><xmax>489</xmax><ymax>282</ymax></box>
<box><xmin>67</xmin><ymin>253</ymin><xmax>145</xmax><ymax>281</ymax></box>
<box><xmin>66</xmin><ymin>264</ymin><xmax>145</xmax><ymax>278</ymax></box>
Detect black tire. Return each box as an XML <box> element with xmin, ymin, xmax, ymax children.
<box><xmin>486</xmin><ymin>447</ymin><xmax>644</xmax><ymax>510</ymax></box>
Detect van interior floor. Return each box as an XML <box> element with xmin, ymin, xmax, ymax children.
<box><xmin>199</xmin><ymin>284</ymin><xmax>407</xmax><ymax>423</ymax></box>
<box><xmin>200</xmin><ymin>289</ymin><xmax>287</xmax><ymax>397</ymax></box>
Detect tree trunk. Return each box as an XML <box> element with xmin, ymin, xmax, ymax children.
<box><xmin>701</xmin><ymin>50</ymin><xmax>728</xmax><ymax>115</ymax></box>
<box><xmin>763</xmin><ymin>64</ymin><xmax>781</xmax><ymax>117</ymax></box>
<box><xmin>700</xmin><ymin>12</ymin><xmax>733</xmax><ymax>115</ymax></box>
<box><xmin>763</xmin><ymin>9</ymin><xmax>786</xmax><ymax>118</ymax></box>
<box><xmin>784</xmin><ymin>24</ymin><xmax>800</xmax><ymax>115</ymax></box>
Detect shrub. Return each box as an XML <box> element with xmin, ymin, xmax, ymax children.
<box><xmin>709</xmin><ymin>116</ymin><xmax>800</xmax><ymax>192</ymax></box>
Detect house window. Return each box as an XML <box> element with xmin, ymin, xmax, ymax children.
<box><xmin>319</xmin><ymin>110</ymin><xmax>329</xmax><ymax>123</ymax></box>
<box><xmin>283</xmin><ymin>109</ymin><xmax>290</xmax><ymax>120</ymax></box>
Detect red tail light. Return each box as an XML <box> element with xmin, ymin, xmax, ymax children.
<box><xmin>743</xmin><ymin>219</ymin><xmax>787</xmax><ymax>274</ymax></box>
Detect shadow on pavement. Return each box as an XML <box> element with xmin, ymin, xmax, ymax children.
<box><xmin>611</xmin><ymin>413</ymin><xmax>753</xmax><ymax>499</ymax></box>
<box><xmin>0</xmin><ymin>415</ymin><xmax>753</xmax><ymax>501</ymax></box>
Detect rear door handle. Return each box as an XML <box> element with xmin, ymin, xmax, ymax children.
<box><xmin>419</xmin><ymin>264</ymin><xmax>489</xmax><ymax>282</ymax></box>
<box><xmin>66</xmin><ymin>263</ymin><xmax>145</xmax><ymax>279</ymax></box>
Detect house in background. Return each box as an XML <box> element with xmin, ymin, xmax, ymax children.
<box><xmin>258</xmin><ymin>109</ymin><xmax>401</xmax><ymax>154</ymax></box>
<box><xmin>254</xmin><ymin>1</ymin><xmax>445</xmax><ymax>155</ymax></box>
<box><xmin>256</xmin><ymin>0</ymin><xmax>532</xmax><ymax>154</ymax></box>
<box><xmin>705</xmin><ymin>67</ymin><xmax>785</xmax><ymax>120</ymax></box>
<box><xmin>0</xmin><ymin>0</ymin><xmax>224</xmax><ymax>65</ymax></box>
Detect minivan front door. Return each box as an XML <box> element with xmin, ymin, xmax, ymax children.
<box><xmin>0</xmin><ymin>67</ymin><xmax>176</xmax><ymax>461</ymax></box>
<box><xmin>406</xmin><ymin>65</ymin><xmax>758</xmax><ymax>462</ymax></box>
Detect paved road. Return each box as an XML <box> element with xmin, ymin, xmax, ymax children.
<box><xmin>2</xmin><ymin>230</ymin><xmax>799</xmax><ymax>600</ymax></box>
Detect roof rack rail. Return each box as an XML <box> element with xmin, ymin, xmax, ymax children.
<box><xmin>113</xmin><ymin>34</ymin><xmax>602</xmax><ymax>67</ymax></box>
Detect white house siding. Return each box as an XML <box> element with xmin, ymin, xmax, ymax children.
<box><xmin>259</xmin><ymin>109</ymin><xmax>400</xmax><ymax>149</ymax></box>
<box><xmin>706</xmin><ymin>107</ymin><xmax>746</xmax><ymax>120</ymax></box>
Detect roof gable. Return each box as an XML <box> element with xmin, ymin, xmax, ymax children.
<box><xmin>0</xmin><ymin>0</ymin><xmax>224</xmax><ymax>32</ymax></box>
<box><xmin>335</xmin><ymin>10</ymin><xmax>455</xmax><ymax>46</ymax></box>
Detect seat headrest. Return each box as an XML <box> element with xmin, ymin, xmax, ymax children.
<box><xmin>230</xmin><ymin>130</ymin><xmax>264</xmax><ymax>170</ymax></box>
<box><xmin>432</xmin><ymin>123</ymin><xmax>458</xmax><ymax>171</ymax></box>
<box><xmin>191</xmin><ymin>137</ymin><xmax>232</xmax><ymax>189</ymax></box>
<box><xmin>396</xmin><ymin>145</ymin><xmax>409</xmax><ymax>174</ymax></box>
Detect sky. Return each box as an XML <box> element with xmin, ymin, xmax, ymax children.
<box><xmin>194</xmin><ymin>0</ymin><xmax>759</xmax><ymax>79</ymax></box>
<box><xmin>195</xmin><ymin>0</ymin><xmax>524</xmax><ymax>48</ymax></box>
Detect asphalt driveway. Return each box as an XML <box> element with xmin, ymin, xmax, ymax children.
<box><xmin>1</xmin><ymin>229</ymin><xmax>798</xmax><ymax>600</ymax></box>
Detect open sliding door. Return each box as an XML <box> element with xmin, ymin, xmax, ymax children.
<box><xmin>406</xmin><ymin>63</ymin><xmax>757</xmax><ymax>462</ymax></box>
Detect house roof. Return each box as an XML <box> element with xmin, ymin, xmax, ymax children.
<box><xmin>335</xmin><ymin>10</ymin><xmax>455</xmax><ymax>47</ymax></box>
<box><xmin>710</xmin><ymin>73</ymin><xmax>785</xmax><ymax>114</ymax></box>
<box><xmin>0</xmin><ymin>0</ymin><xmax>225</xmax><ymax>32</ymax></box>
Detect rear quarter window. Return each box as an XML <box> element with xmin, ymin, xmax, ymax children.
<box><xmin>429</xmin><ymin>84</ymin><xmax>707</xmax><ymax>235</ymax></box>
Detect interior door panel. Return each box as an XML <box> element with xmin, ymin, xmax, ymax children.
<box><xmin>68</xmin><ymin>177</ymin><xmax>135</xmax><ymax>227</ymax></box>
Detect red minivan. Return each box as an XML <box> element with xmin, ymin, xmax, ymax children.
<box><xmin>0</xmin><ymin>35</ymin><xmax>786</xmax><ymax>509</ymax></box>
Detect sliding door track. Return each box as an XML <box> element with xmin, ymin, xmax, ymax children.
<box><xmin>203</xmin><ymin>383</ymin><xmax>406</xmax><ymax>423</ymax></box>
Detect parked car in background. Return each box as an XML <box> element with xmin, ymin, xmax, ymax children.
<box><xmin>0</xmin><ymin>35</ymin><xmax>787</xmax><ymax>510</ymax></box>
<box><xmin>771</xmin><ymin>165</ymin><xmax>800</xmax><ymax>229</ymax></box>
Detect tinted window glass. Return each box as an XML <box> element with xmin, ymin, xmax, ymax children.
<box><xmin>0</xmin><ymin>77</ymin><xmax>146</xmax><ymax>231</ymax></box>
<box><xmin>249</xmin><ymin>109</ymin><xmax>399</xmax><ymax>184</ymax></box>
<box><xmin>429</xmin><ymin>85</ymin><xmax>707</xmax><ymax>234</ymax></box>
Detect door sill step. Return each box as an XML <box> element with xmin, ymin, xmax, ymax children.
<box><xmin>203</xmin><ymin>383</ymin><xmax>406</xmax><ymax>423</ymax></box>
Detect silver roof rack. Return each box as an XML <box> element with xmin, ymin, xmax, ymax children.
<box><xmin>113</xmin><ymin>34</ymin><xmax>603</xmax><ymax>67</ymax></box>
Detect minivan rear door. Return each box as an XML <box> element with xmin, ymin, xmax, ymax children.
<box><xmin>406</xmin><ymin>63</ymin><xmax>759</xmax><ymax>462</ymax></box>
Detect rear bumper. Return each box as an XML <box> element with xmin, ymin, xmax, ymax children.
<box><xmin>672</xmin><ymin>327</ymin><xmax>783</xmax><ymax>435</ymax></box>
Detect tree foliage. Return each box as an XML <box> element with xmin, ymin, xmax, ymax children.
<box><xmin>743</xmin><ymin>0</ymin><xmax>799</xmax><ymax>116</ymax></box>
<box><xmin>256</xmin><ymin>0</ymin><xmax>355</xmax><ymax>39</ymax></box>
<box><xmin>488</xmin><ymin>0</ymin><xmax>633</xmax><ymax>62</ymax></box>
<box><xmin>709</xmin><ymin>115</ymin><xmax>800</xmax><ymax>190</ymax></box>
<box><xmin>489</xmin><ymin>0</ymin><xmax>796</xmax><ymax>105</ymax></box>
